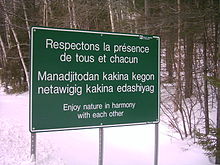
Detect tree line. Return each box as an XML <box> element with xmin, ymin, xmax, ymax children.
<box><xmin>0</xmin><ymin>0</ymin><xmax>219</xmax><ymax>163</ymax></box>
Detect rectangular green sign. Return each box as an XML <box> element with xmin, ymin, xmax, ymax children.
<box><xmin>30</xmin><ymin>26</ymin><xmax>160</xmax><ymax>132</ymax></box>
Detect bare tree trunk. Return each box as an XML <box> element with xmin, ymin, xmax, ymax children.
<box><xmin>175</xmin><ymin>0</ymin><xmax>187</xmax><ymax>138</ymax></box>
<box><xmin>5</xmin><ymin>20</ymin><xmax>11</xmax><ymax>49</ymax></box>
<box><xmin>48</xmin><ymin>1</ymin><xmax>53</xmax><ymax>19</ymax></box>
<box><xmin>132</xmin><ymin>0</ymin><xmax>138</xmax><ymax>33</ymax></box>
<box><xmin>215</xmin><ymin>1</ymin><xmax>220</xmax><ymax>163</ymax></box>
<box><xmin>2</xmin><ymin>0</ymin><xmax>12</xmax><ymax>49</ymax></box>
<box><xmin>175</xmin><ymin>0</ymin><xmax>181</xmax><ymax>112</ymax></box>
<box><xmin>68</xmin><ymin>0</ymin><xmax>73</xmax><ymax>28</ymax></box>
<box><xmin>12</xmin><ymin>0</ymin><xmax>16</xmax><ymax>12</ymax></box>
<box><xmin>203</xmin><ymin>33</ymin><xmax>209</xmax><ymax>135</ymax></box>
<box><xmin>216</xmin><ymin>35</ymin><xmax>220</xmax><ymax>164</ymax></box>
<box><xmin>117</xmin><ymin>1</ymin><xmax>123</xmax><ymax>32</ymax></box>
<box><xmin>43</xmin><ymin>0</ymin><xmax>48</xmax><ymax>26</ymax></box>
<box><xmin>0</xmin><ymin>34</ymin><xmax>7</xmax><ymax>66</ymax></box>
<box><xmin>68</xmin><ymin>0</ymin><xmax>77</xmax><ymax>29</ymax></box>
<box><xmin>21</xmin><ymin>0</ymin><xmax>30</xmax><ymax>39</ymax></box>
<box><xmin>165</xmin><ymin>26</ymin><xmax>174</xmax><ymax>83</ymax></box>
<box><xmin>184</xmin><ymin>22</ymin><xmax>193</xmax><ymax>98</ymax></box>
<box><xmin>214</xmin><ymin>2</ymin><xmax>219</xmax><ymax>79</ymax></box>
<box><xmin>108</xmin><ymin>0</ymin><xmax>115</xmax><ymax>32</ymax></box>
<box><xmin>144</xmin><ymin>0</ymin><xmax>150</xmax><ymax>34</ymax></box>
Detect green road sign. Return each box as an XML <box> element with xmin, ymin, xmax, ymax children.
<box><xmin>30</xmin><ymin>26</ymin><xmax>160</xmax><ymax>132</ymax></box>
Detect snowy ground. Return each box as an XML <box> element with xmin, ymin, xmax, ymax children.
<box><xmin>0</xmin><ymin>88</ymin><xmax>214</xmax><ymax>165</ymax></box>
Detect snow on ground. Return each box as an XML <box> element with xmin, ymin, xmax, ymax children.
<box><xmin>0</xmin><ymin>88</ymin><xmax>213</xmax><ymax>165</ymax></box>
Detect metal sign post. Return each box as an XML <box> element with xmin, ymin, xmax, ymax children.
<box><xmin>154</xmin><ymin>123</ymin><xmax>159</xmax><ymax>165</ymax></box>
<box><xmin>99</xmin><ymin>127</ymin><xmax>104</xmax><ymax>165</ymax></box>
<box><xmin>30</xmin><ymin>133</ymin><xmax>36</xmax><ymax>162</ymax></box>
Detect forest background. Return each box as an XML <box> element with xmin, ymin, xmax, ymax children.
<box><xmin>0</xmin><ymin>0</ymin><xmax>219</xmax><ymax>163</ymax></box>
